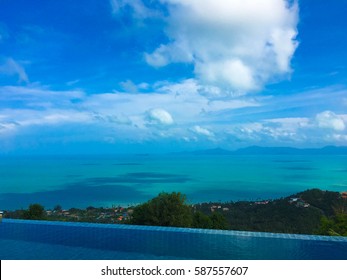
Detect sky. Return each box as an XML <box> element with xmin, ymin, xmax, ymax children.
<box><xmin>0</xmin><ymin>0</ymin><xmax>347</xmax><ymax>154</ymax></box>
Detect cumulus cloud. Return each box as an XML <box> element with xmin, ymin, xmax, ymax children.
<box><xmin>191</xmin><ymin>125</ymin><xmax>214</xmax><ymax>137</ymax></box>
<box><xmin>0</xmin><ymin>58</ymin><xmax>29</xmax><ymax>83</ymax></box>
<box><xmin>119</xmin><ymin>79</ymin><xmax>149</xmax><ymax>93</ymax></box>
<box><xmin>145</xmin><ymin>0</ymin><xmax>298</xmax><ymax>93</ymax></box>
<box><xmin>0</xmin><ymin>81</ymin><xmax>262</xmax><ymax>145</ymax></box>
<box><xmin>316</xmin><ymin>111</ymin><xmax>345</xmax><ymax>131</ymax></box>
<box><xmin>145</xmin><ymin>108</ymin><xmax>174</xmax><ymax>125</ymax></box>
<box><xmin>225</xmin><ymin>116</ymin><xmax>313</xmax><ymax>144</ymax></box>
<box><xmin>265</xmin><ymin>117</ymin><xmax>310</xmax><ymax>130</ymax></box>
<box><xmin>6</xmin><ymin>83</ymin><xmax>347</xmax><ymax>148</ymax></box>
<box><xmin>331</xmin><ymin>134</ymin><xmax>347</xmax><ymax>142</ymax></box>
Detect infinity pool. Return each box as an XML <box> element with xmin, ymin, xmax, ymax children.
<box><xmin>1</xmin><ymin>219</ymin><xmax>346</xmax><ymax>260</ymax></box>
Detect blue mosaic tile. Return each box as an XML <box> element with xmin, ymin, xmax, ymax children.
<box><xmin>1</xmin><ymin>219</ymin><xmax>346</xmax><ymax>260</ymax></box>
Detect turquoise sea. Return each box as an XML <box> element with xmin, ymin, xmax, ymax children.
<box><xmin>1</xmin><ymin>154</ymin><xmax>347</xmax><ymax>210</ymax></box>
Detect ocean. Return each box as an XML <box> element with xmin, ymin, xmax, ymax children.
<box><xmin>1</xmin><ymin>154</ymin><xmax>347</xmax><ymax>210</ymax></box>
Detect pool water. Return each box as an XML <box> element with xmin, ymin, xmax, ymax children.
<box><xmin>0</xmin><ymin>239</ymin><xmax>180</xmax><ymax>260</ymax></box>
<box><xmin>1</xmin><ymin>219</ymin><xmax>346</xmax><ymax>260</ymax></box>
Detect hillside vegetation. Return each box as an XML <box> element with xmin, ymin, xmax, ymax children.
<box><xmin>4</xmin><ymin>189</ymin><xmax>347</xmax><ymax>236</ymax></box>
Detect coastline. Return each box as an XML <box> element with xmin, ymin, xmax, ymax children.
<box><xmin>3</xmin><ymin>188</ymin><xmax>347</xmax><ymax>236</ymax></box>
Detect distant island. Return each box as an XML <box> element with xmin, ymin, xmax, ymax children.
<box><xmin>182</xmin><ymin>145</ymin><xmax>347</xmax><ymax>156</ymax></box>
<box><xmin>3</xmin><ymin>189</ymin><xmax>347</xmax><ymax>236</ymax></box>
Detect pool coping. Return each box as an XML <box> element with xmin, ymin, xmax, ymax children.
<box><xmin>2</xmin><ymin>218</ymin><xmax>347</xmax><ymax>242</ymax></box>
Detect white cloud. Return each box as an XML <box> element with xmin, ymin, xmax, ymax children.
<box><xmin>22</xmin><ymin>111</ymin><xmax>91</xmax><ymax>126</ymax></box>
<box><xmin>144</xmin><ymin>43</ymin><xmax>193</xmax><ymax>67</ymax></box>
<box><xmin>195</xmin><ymin>59</ymin><xmax>256</xmax><ymax>91</ymax></box>
<box><xmin>145</xmin><ymin>0</ymin><xmax>298</xmax><ymax>93</ymax></box>
<box><xmin>0</xmin><ymin>85</ymin><xmax>84</xmax><ymax>109</ymax></box>
<box><xmin>66</xmin><ymin>79</ymin><xmax>80</xmax><ymax>86</ymax></box>
<box><xmin>0</xmin><ymin>122</ymin><xmax>18</xmax><ymax>134</ymax></box>
<box><xmin>0</xmin><ymin>81</ymin><xmax>261</xmax><ymax>143</ymax></box>
<box><xmin>316</xmin><ymin>111</ymin><xmax>345</xmax><ymax>131</ymax></box>
<box><xmin>2</xmin><ymin>109</ymin><xmax>92</xmax><ymax>128</ymax></box>
<box><xmin>93</xmin><ymin>112</ymin><xmax>133</xmax><ymax>126</ymax></box>
<box><xmin>264</xmin><ymin>117</ymin><xmax>310</xmax><ymax>130</ymax></box>
<box><xmin>146</xmin><ymin>108</ymin><xmax>174</xmax><ymax>125</ymax></box>
<box><xmin>84</xmin><ymin>79</ymin><xmax>260</xmax><ymax>131</ymax></box>
<box><xmin>119</xmin><ymin>80</ymin><xmax>149</xmax><ymax>93</ymax></box>
<box><xmin>0</xmin><ymin>58</ymin><xmax>29</xmax><ymax>83</ymax></box>
<box><xmin>226</xmin><ymin>116</ymin><xmax>312</xmax><ymax>144</ymax></box>
<box><xmin>7</xmin><ymin>84</ymin><xmax>347</xmax><ymax>148</ymax></box>
<box><xmin>191</xmin><ymin>125</ymin><xmax>214</xmax><ymax>137</ymax></box>
<box><xmin>331</xmin><ymin>134</ymin><xmax>347</xmax><ymax>142</ymax></box>
<box><xmin>119</xmin><ymin>80</ymin><xmax>139</xmax><ymax>93</ymax></box>
<box><xmin>226</xmin><ymin>112</ymin><xmax>347</xmax><ymax>145</ymax></box>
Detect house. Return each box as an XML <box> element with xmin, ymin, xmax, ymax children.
<box><xmin>62</xmin><ymin>210</ymin><xmax>70</xmax><ymax>216</ymax></box>
<box><xmin>295</xmin><ymin>200</ymin><xmax>310</xmax><ymax>208</ymax></box>
<box><xmin>341</xmin><ymin>192</ymin><xmax>347</xmax><ymax>199</ymax></box>
<box><xmin>255</xmin><ymin>200</ymin><xmax>269</xmax><ymax>205</ymax></box>
<box><xmin>289</xmin><ymin>198</ymin><xmax>299</xmax><ymax>203</ymax></box>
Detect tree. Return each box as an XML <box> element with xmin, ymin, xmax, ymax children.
<box><xmin>54</xmin><ymin>205</ymin><xmax>62</xmax><ymax>212</ymax></box>
<box><xmin>210</xmin><ymin>212</ymin><xmax>229</xmax><ymax>230</ymax></box>
<box><xmin>317</xmin><ymin>197</ymin><xmax>347</xmax><ymax>236</ymax></box>
<box><xmin>192</xmin><ymin>211</ymin><xmax>213</xmax><ymax>229</ymax></box>
<box><xmin>131</xmin><ymin>192</ymin><xmax>193</xmax><ymax>227</ymax></box>
<box><xmin>22</xmin><ymin>203</ymin><xmax>46</xmax><ymax>220</ymax></box>
<box><xmin>318</xmin><ymin>214</ymin><xmax>347</xmax><ymax>236</ymax></box>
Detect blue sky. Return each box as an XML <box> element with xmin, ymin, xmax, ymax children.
<box><xmin>0</xmin><ymin>0</ymin><xmax>347</xmax><ymax>154</ymax></box>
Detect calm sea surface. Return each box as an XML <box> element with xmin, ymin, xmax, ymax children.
<box><xmin>1</xmin><ymin>154</ymin><xmax>347</xmax><ymax>209</ymax></box>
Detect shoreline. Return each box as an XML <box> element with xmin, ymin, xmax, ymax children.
<box><xmin>3</xmin><ymin>188</ymin><xmax>347</xmax><ymax>236</ymax></box>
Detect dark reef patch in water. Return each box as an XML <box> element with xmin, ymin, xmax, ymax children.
<box><xmin>112</xmin><ymin>163</ymin><xmax>143</xmax><ymax>166</ymax></box>
<box><xmin>0</xmin><ymin>172</ymin><xmax>191</xmax><ymax>209</ymax></box>
<box><xmin>279</xmin><ymin>167</ymin><xmax>315</xmax><ymax>171</ymax></box>
<box><xmin>336</xmin><ymin>169</ymin><xmax>347</xmax><ymax>173</ymax></box>
<box><xmin>273</xmin><ymin>160</ymin><xmax>311</xmax><ymax>163</ymax></box>
<box><xmin>0</xmin><ymin>183</ymin><xmax>150</xmax><ymax>209</ymax></box>
<box><xmin>281</xmin><ymin>174</ymin><xmax>311</xmax><ymax>180</ymax></box>
<box><xmin>65</xmin><ymin>174</ymin><xmax>83</xmax><ymax>178</ymax></box>
<box><xmin>89</xmin><ymin>172</ymin><xmax>191</xmax><ymax>184</ymax></box>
